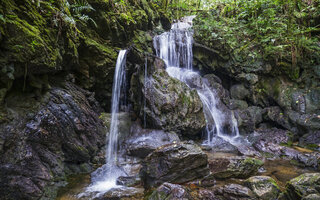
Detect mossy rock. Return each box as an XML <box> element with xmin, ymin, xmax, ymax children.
<box><xmin>245</xmin><ymin>176</ymin><xmax>281</xmax><ymax>200</ymax></box>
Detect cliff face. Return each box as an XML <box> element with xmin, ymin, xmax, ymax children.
<box><xmin>0</xmin><ymin>0</ymin><xmax>170</xmax><ymax>199</ymax></box>
<box><xmin>0</xmin><ymin>0</ymin><xmax>170</xmax><ymax>109</ymax></box>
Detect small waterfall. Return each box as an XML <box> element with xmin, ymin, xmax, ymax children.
<box><xmin>154</xmin><ymin>17</ymin><xmax>240</xmax><ymax>145</ymax></box>
<box><xmin>153</xmin><ymin>16</ymin><xmax>194</xmax><ymax>70</ymax></box>
<box><xmin>82</xmin><ymin>50</ymin><xmax>127</xmax><ymax>196</ymax></box>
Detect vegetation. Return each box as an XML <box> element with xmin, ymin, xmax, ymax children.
<box><xmin>192</xmin><ymin>0</ymin><xmax>320</xmax><ymax>78</ymax></box>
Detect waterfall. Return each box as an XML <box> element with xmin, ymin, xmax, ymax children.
<box><xmin>81</xmin><ymin>50</ymin><xmax>127</xmax><ymax>196</ymax></box>
<box><xmin>153</xmin><ymin>16</ymin><xmax>240</xmax><ymax>145</ymax></box>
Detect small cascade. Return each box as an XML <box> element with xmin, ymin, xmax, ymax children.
<box><xmin>153</xmin><ymin>16</ymin><xmax>195</xmax><ymax>70</ymax></box>
<box><xmin>154</xmin><ymin>17</ymin><xmax>240</xmax><ymax>145</ymax></box>
<box><xmin>82</xmin><ymin>50</ymin><xmax>128</xmax><ymax>196</ymax></box>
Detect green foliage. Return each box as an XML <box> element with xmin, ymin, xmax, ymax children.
<box><xmin>194</xmin><ymin>0</ymin><xmax>320</xmax><ymax>74</ymax></box>
<box><xmin>70</xmin><ymin>0</ymin><xmax>97</xmax><ymax>27</ymax></box>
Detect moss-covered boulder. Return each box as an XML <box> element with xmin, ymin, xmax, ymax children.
<box><xmin>283</xmin><ymin>173</ymin><xmax>320</xmax><ymax>200</ymax></box>
<box><xmin>209</xmin><ymin>156</ymin><xmax>264</xmax><ymax>179</ymax></box>
<box><xmin>130</xmin><ymin>56</ymin><xmax>206</xmax><ymax>136</ymax></box>
<box><xmin>245</xmin><ymin>176</ymin><xmax>281</xmax><ymax>200</ymax></box>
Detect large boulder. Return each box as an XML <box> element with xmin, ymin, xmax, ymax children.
<box><xmin>130</xmin><ymin>56</ymin><xmax>206</xmax><ymax>136</ymax></box>
<box><xmin>0</xmin><ymin>82</ymin><xmax>106</xmax><ymax>199</ymax></box>
<box><xmin>209</xmin><ymin>156</ymin><xmax>263</xmax><ymax>179</ymax></box>
<box><xmin>283</xmin><ymin>173</ymin><xmax>320</xmax><ymax>200</ymax></box>
<box><xmin>245</xmin><ymin>176</ymin><xmax>281</xmax><ymax>200</ymax></box>
<box><xmin>140</xmin><ymin>141</ymin><xmax>209</xmax><ymax>188</ymax></box>
<box><xmin>147</xmin><ymin>182</ymin><xmax>192</xmax><ymax>200</ymax></box>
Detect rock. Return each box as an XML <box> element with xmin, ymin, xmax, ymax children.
<box><xmin>183</xmin><ymin>71</ymin><xmax>203</xmax><ymax>89</ymax></box>
<box><xmin>130</xmin><ymin>56</ymin><xmax>206</xmax><ymax>136</ymax></box>
<box><xmin>287</xmin><ymin>111</ymin><xmax>320</xmax><ymax>135</ymax></box>
<box><xmin>214</xmin><ymin>184</ymin><xmax>255</xmax><ymax>200</ymax></box>
<box><xmin>299</xmin><ymin>131</ymin><xmax>320</xmax><ymax>151</ymax></box>
<box><xmin>237</xmin><ymin>106</ymin><xmax>264</xmax><ymax>133</ymax></box>
<box><xmin>229</xmin><ymin>99</ymin><xmax>249</xmax><ymax>110</ymax></box>
<box><xmin>186</xmin><ymin>173</ymin><xmax>216</xmax><ymax>188</ymax></box>
<box><xmin>302</xmin><ymin>194</ymin><xmax>320</xmax><ymax>200</ymax></box>
<box><xmin>126</xmin><ymin>122</ymin><xmax>180</xmax><ymax>158</ymax></box>
<box><xmin>296</xmin><ymin>153</ymin><xmax>320</xmax><ymax>169</ymax></box>
<box><xmin>248</xmin><ymin>128</ymin><xmax>292</xmax><ymax>145</ymax></box>
<box><xmin>98</xmin><ymin>187</ymin><xmax>144</xmax><ymax>200</ymax></box>
<box><xmin>193</xmin><ymin>189</ymin><xmax>217</xmax><ymax>200</ymax></box>
<box><xmin>147</xmin><ymin>182</ymin><xmax>192</xmax><ymax>200</ymax></box>
<box><xmin>208</xmin><ymin>137</ymin><xmax>239</xmax><ymax>153</ymax></box>
<box><xmin>230</xmin><ymin>84</ymin><xmax>250</xmax><ymax>100</ymax></box>
<box><xmin>263</xmin><ymin>106</ymin><xmax>292</xmax><ymax>130</ymax></box>
<box><xmin>0</xmin><ymin>88</ymin><xmax>7</xmax><ymax>104</ymax></box>
<box><xmin>0</xmin><ymin>82</ymin><xmax>106</xmax><ymax>199</ymax></box>
<box><xmin>116</xmin><ymin>176</ymin><xmax>141</xmax><ymax>187</ymax></box>
<box><xmin>140</xmin><ymin>141</ymin><xmax>209</xmax><ymax>188</ymax></box>
<box><xmin>203</xmin><ymin>74</ymin><xmax>222</xmax><ymax>85</ymax></box>
<box><xmin>283</xmin><ymin>173</ymin><xmax>320</xmax><ymax>200</ymax></box>
<box><xmin>203</xmin><ymin>74</ymin><xmax>231</xmax><ymax>106</ymax></box>
<box><xmin>209</xmin><ymin>156</ymin><xmax>263</xmax><ymax>179</ymax></box>
<box><xmin>245</xmin><ymin>176</ymin><xmax>281</xmax><ymax>200</ymax></box>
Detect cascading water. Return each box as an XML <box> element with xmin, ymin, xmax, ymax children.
<box><xmin>153</xmin><ymin>16</ymin><xmax>240</xmax><ymax>145</ymax></box>
<box><xmin>81</xmin><ymin>50</ymin><xmax>127</xmax><ymax>197</ymax></box>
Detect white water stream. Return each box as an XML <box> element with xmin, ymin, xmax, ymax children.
<box><xmin>80</xmin><ymin>50</ymin><xmax>127</xmax><ymax>197</ymax></box>
<box><xmin>153</xmin><ymin>16</ymin><xmax>240</xmax><ymax>145</ymax></box>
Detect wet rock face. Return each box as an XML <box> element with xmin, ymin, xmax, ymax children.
<box><xmin>140</xmin><ymin>141</ymin><xmax>209</xmax><ymax>188</ymax></box>
<box><xmin>283</xmin><ymin>173</ymin><xmax>320</xmax><ymax>200</ymax></box>
<box><xmin>147</xmin><ymin>182</ymin><xmax>192</xmax><ymax>200</ymax></box>
<box><xmin>245</xmin><ymin>176</ymin><xmax>281</xmax><ymax>200</ymax></box>
<box><xmin>209</xmin><ymin>156</ymin><xmax>264</xmax><ymax>179</ymax></box>
<box><xmin>130</xmin><ymin>56</ymin><xmax>206</xmax><ymax>136</ymax></box>
<box><xmin>0</xmin><ymin>82</ymin><xmax>106</xmax><ymax>199</ymax></box>
<box><xmin>126</xmin><ymin>122</ymin><xmax>180</xmax><ymax>158</ymax></box>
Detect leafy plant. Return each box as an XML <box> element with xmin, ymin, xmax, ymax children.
<box><xmin>70</xmin><ymin>0</ymin><xmax>97</xmax><ymax>27</ymax></box>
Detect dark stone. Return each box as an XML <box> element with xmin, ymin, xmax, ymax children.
<box><xmin>147</xmin><ymin>182</ymin><xmax>192</xmax><ymax>200</ymax></box>
<box><xmin>209</xmin><ymin>156</ymin><xmax>264</xmax><ymax>179</ymax></box>
<box><xmin>283</xmin><ymin>173</ymin><xmax>320</xmax><ymax>200</ymax></box>
<box><xmin>140</xmin><ymin>141</ymin><xmax>209</xmax><ymax>188</ymax></box>
<box><xmin>299</xmin><ymin>131</ymin><xmax>320</xmax><ymax>151</ymax></box>
<box><xmin>230</xmin><ymin>84</ymin><xmax>250</xmax><ymax>100</ymax></box>
<box><xmin>98</xmin><ymin>187</ymin><xmax>144</xmax><ymax>200</ymax></box>
<box><xmin>245</xmin><ymin>176</ymin><xmax>281</xmax><ymax>200</ymax></box>
<box><xmin>229</xmin><ymin>99</ymin><xmax>249</xmax><ymax>110</ymax></box>
<box><xmin>116</xmin><ymin>176</ymin><xmax>141</xmax><ymax>187</ymax></box>
<box><xmin>126</xmin><ymin>121</ymin><xmax>180</xmax><ymax>158</ymax></box>
<box><xmin>0</xmin><ymin>82</ymin><xmax>106</xmax><ymax>199</ymax></box>
<box><xmin>214</xmin><ymin>184</ymin><xmax>255</xmax><ymax>200</ymax></box>
<box><xmin>237</xmin><ymin>106</ymin><xmax>265</xmax><ymax>133</ymax></box>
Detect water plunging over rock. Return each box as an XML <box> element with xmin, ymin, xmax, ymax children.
<box><xmin>82</xmin><ymin>50</ymin><xmax>128</xmax><ymax>196</ymax></box>
<box><xmin>153</xmin><ymin>16</ymin><xmax>240</xmax><ymax>145</ymax></box>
